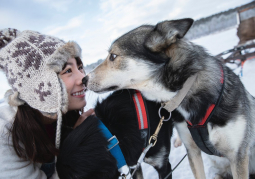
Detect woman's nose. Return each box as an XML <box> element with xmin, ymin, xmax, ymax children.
<box><xmin>76</xmin><ymin>71</ymin><xmax>86</xmax><ymax>85</ymax></box>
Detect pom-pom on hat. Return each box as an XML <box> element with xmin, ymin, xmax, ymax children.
<box><xmin>0</xmin><ymin>28</ymin><xmax>82</xmax><ymax>149</ymax></box>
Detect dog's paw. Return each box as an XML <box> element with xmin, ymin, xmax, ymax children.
<box><xmin>174</xmin><ymin>135</ymin><xmax>182</xmax><ymax>148</ymax></box>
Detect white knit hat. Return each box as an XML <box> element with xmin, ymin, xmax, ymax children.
<box><xmin>0</xmin><ymin>28</ymin><xmax>82</xmax><ymax>149</ymax></box>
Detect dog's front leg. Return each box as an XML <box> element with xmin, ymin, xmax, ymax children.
<box><xmin>175</xmin><ymin>121</ymin><xmax>206</xmax><ymax>179</ymax></box>
<box><xmin>228</xmin><ymin>147</ymin><xmax>249</xmax><ymax>179</ymax></box>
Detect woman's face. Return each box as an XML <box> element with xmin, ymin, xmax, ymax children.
<box><xmin>60</xmin><ymin>57</ymin><xmax>86</xmax><ymax>111</ymax></box>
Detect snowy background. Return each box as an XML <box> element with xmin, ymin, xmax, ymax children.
<box><xmin>1</xmin><ymin>0</ymin><xmax>255</xmax><ymax>178</ymax></box>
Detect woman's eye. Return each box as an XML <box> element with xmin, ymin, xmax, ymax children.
<box><xmin>63</xmin><ymin>69</ymin><xmax>72</xmax><ymax>74</ymax></box>
<box><xmin>109</xmin><ymin>54</ymin><xmax>117</xmax><ymax>61</ymax></box>
<box><xmin>78</xmin><ymin>66</ymin><xmax>85</xmax><ymax>73</ymax></box>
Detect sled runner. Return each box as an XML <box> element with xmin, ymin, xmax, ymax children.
<box><xmin>216</xmin><ymin>39</ymin><xmax>255</xmax><ymax>76</ymax></box>
<box><xmin>216</xmin><ymin>39</ymin><xmax>255</xmax><ymax>64</ymax></box>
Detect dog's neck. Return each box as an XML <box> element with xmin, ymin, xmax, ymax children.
<box><xmin>135</xmin><ymin>73</ymin><xmax>197</xmax><ymax>104</ymax></box>
<box><xmin>134</xmin><ymin>80</ymin><xmax>177</xmax><ymax>102</ymax></box>
<box><xmin>135</xmin><ymin>73</ymin><xmax>197</xmax><ymax>124</ymax></box>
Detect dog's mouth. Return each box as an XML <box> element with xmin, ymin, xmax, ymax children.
<box><xmin>94</xmin><ymin>86</ymin><xmax>119</xmax><ymax>93</ymax></box>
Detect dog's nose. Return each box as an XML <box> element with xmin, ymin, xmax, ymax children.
<box><xmin>82</xmin><ymin>76</ymin><xmax>89</xmax><ymax>86</ymax></box>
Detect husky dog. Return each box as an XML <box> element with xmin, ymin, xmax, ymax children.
<box><xmin>95</xmin><ymin>89</ymin><xmax>173</xmax><ymax>179</ymax></box>
<box><xmin>57</xmin><ymin>89</ymin><xmax>173</xmax><ymax>179</ymax></box>
<box><xmin>83</xmin><ymin>18</ymin><xmax>255</xmax><ymax>179</ymax></box>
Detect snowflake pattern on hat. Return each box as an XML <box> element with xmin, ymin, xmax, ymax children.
<box><xmin>0</xmin><ymin>28</ymin><xmax>82</xmax><ymax>149</ymax></box>
<box><xmin>0</xmin><ymin>30</ymin><xmax>66</xmax><ymax>114</ymax></box>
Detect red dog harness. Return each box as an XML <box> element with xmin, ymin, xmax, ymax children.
<box><xmin>187</xmin><ymin>66</ymin><xmax>225</xmax><ymax>156</ymax></box>
<box><xmin>132</xmin><ymin>91</ymin><xmax>148</xmax><ymax>130</ymax></box>
<box><xmin>132</xmin><ymin>90</ymin><xmax>150</xmax><ymax>148</ymax></box>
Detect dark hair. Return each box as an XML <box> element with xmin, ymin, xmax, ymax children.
<box><xmin>62</xmin><ymin>56</ymin><xmax>83</xmax><ymax>70</ymax></box>
<box><xmin>11</xmin><ymin>105</ymin><xmax>80</xmax><ymax>163</ymax></box>
<box><xmin>11</xmin><ymin>105</ymin><xmax>58</xmax><ymax>163</ymax></box>
<box><xmin>10</xmin><ymin>56</ymin><xmax>83</xmax><ymax>163</ymax></box>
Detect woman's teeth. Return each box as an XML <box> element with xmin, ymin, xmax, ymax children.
<box><xmin>72</xmin><ymin>90</ymin><xmax>85</xmax><ymax>96</ymax></box>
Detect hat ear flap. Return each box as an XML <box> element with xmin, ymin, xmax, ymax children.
<box><xmin>144</xmin><ymin>18</ymin><xmax>194</xmax><ymax>52</ymax></box>
<box><xmin>5</xmin><ymin>89</ymin><xmax>25</xmax><ymax>106</ymax></box>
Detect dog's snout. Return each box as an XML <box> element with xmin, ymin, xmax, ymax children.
<box><xmin>82</xmin><ymin>75</ymin><xmax>89</xmax><ymax>86</ymax></box>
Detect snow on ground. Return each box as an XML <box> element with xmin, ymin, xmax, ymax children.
<box><xmin>0</xmin><ymin>27</ymin><xmax>254</xmax><ymax>179</ymax></box>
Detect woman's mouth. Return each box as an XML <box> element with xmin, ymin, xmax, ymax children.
<box><xmin>71</xmin><ymin>89</ymin><xmax>86</xmax><ymax>97</ymax></box>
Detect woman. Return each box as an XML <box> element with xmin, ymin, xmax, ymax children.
<box><xmin>0</xmin><ymin>28</ymin><xmax>104</xmax><ymax>178</ymax></box>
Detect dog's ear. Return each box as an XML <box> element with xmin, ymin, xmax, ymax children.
<box><xmin>145</xmin><ymin>18</ymin><xmax>194</xmax><ymax>52</ymax></box>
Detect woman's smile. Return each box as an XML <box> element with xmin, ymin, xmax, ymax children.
<box><xmin>71</xmin><ymin>88</ymin><xmax>86</xmax><ymax>97</ymax></box>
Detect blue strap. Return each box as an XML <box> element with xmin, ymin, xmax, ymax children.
<box><xmin>98</xmin><ymin>120</ymin><xmax>127</xmax><ymax>169</ymax></box>
<box><xmin>108</xmin><ymin>136</ymin><xmax>118</xmax><ymax>150</ymax></box>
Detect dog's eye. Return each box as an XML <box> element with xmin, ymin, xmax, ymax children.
<box><xmin>109</xmin><ymin>54</ymin><xmax>117</xmax><ymax>61</ymax></box>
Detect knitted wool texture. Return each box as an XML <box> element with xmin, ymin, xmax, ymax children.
<box><xmin>0</xmin><ymin>28</ymin><xmax>82</xmax><ymax>149</ymax></box>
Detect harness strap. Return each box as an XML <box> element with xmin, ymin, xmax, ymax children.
<box><xmin>188</xmin><ymin>66</ymin><xmax>224</xmax><ymax>127</ymax></box>
<box><xmin>132</xmin><ymin>90</ymin><xmax>148</xmax><ymax>130</ymax></box>
<box><xmin>163</xmin><ymin>74</ymin><xmax>198</xmax><ymax>113</ymax></box>
<box><xmin>132</xmin><ymin>90</ymin><xmax>149</xmax><ymax>148</ymax></box>
<box><xmin>187</xmin><ymin>65</ymin><xmax>225</xmax><ymax>156</ymax></box>
<box><xmin>98</xmin><ymin>120</ymin><xmax>131</xmax><ymax>178</ymax></box>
